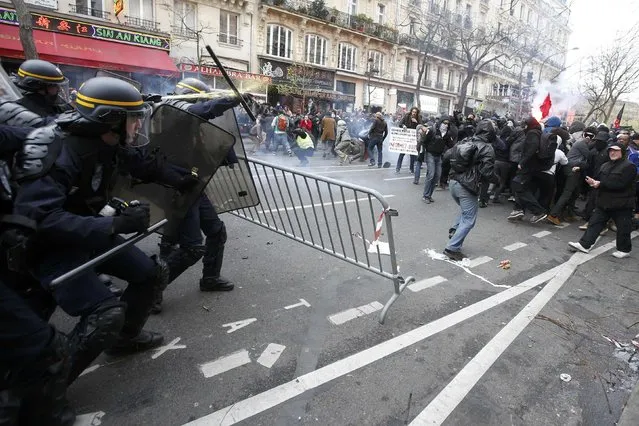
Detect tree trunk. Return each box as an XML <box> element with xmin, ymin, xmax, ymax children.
<box><xmin>11</xmin><ymin>0</ymin><xmax>38</xmax><ymax>60</ymax></box>
<box><xmin>603</xmin><ymin>97</ymin><xmax>618</xmax><ymax>125</ymax></box>
<box><xmin>414</xmin><ymin>53</ymin><xmax>427</xmax><ymax>109</ymax></box>
<box><xmin>456</xmin><ymin>71</ymin><xmax>473</xmax><ymax>111</ymax></box>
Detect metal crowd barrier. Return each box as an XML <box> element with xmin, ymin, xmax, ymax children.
<box><xmin>212</xmin><ymin>155</ymin><xmax>415</xmax><ymax>324</ymax></box>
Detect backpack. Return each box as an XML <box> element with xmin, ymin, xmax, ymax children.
<box><xmin>449</xmin><ymin>140</ymin><xmax>477</xmax><ymax>173</ymax></box>
<box><xmin>277</xmin><ymin>115</ymin><xmax>287</xmax><ymax>131</ymax></box>
<box><xmin>537</xmin><ymin>133</ymin><xmax>558</xmax><ymax>160</ymax></box>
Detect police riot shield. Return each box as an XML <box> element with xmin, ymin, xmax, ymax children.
<box><xmin>110</xmin><ymin>103</ymin><xmax>237</xmax><ymax>236</ymax></box>
<box><xmin>206</xmin><ymin>107</ymin><xmax>260</xmax><ymax>213</ymax></box>
<box><xmin>0</xmin><ymin>60</ymin><xmax>21</xmax><ymax>103</ymax></box>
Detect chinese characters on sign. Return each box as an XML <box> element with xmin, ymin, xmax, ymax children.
<box><xmin>258</xmin><ymin>59</ymin><xmax>335</xmax><ymax>91</ymax></box>
<box><xmin>0</xmin><ymin>7</ymin><xmax>170</xmax><ymax>50</ymax></box>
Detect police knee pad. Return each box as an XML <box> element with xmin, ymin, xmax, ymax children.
<box><xmin>70</xmin><ymin>300</ymin><xmax>126</xmax><ymax>354</ymax></box>
<box><xmin>150</xmin><ymin>255</ymin><xmax>170</xmax><ymax>291</ymax></box>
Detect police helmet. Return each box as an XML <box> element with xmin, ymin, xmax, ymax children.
<box><xmin>75</xmin><ymin>77</ymin><xmax>147</xmax><ymax>126</ymax></box>
<box><xmin>175</xmin><ymin>78</ymin><xmax>210</xmax><ymax>95</ymax></box>
<box><xmin>15</xmin><ymin>59</ymin><xmax>67</xmax><ymax>92</ymax></box>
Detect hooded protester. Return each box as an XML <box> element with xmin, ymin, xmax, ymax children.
<box><xmin>544</xmin><ymin>116</ymin><xmax>562</xmax><ymax>134</ymax></box>
<box><xmin>569</xmin><ymin>121</ymin><xmax>586</xmax><ymax>145</ymax></box>
<box><xmin>367</xmin><ymin>112</ymin><xmax>388</xmax><ymax>167</ymax></box>
<box><xmin>334</xmin><ymin>120</ymin><xmax>353</xmax><ymax>165</ymax></box>
<box><xmin>441</xmin><ymin>119</ymin><xmax>496</xmax><ymax>261</ymax></box>
<box><xmin>438</xmin><ymin>115</ymin><xmax>458</xmax><ymax>190</ymax></box>
<box><xmin>508</xmin><ymin>116</ymin><xmax>554</xmax><ymax>223</ymax></box>
<box><xmin>569</xmin><ymin>142</ymin><xmax>637</xmax><ymax>258</ymax></box>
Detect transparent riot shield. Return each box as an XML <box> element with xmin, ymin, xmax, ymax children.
<box><xmin>0</xmin><ymin>60</ymin><xmax>21</xmax><ymax>103</ymax></box>
<box><xmin>206</xmin><ymin>107</ymin><xmax>260</xmax><ymax>213</ymax></box>
<box><xmin>111</xmin><ymin>103</ymin><xmax>237</xmax><ymax>236</ymax></box>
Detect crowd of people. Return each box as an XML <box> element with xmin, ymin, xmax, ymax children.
<box><xmin>245</xmin><ymin>102</ymin><xmax>638</xmax><ymax>261</ymax></box>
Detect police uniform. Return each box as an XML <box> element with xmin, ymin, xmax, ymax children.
<box><xmin>154</xmin><ymin>78</ymin><xmax>240</xmax><ymax>313</ymax></box>
<box><xmin>11</xmin><ymin>77</ymin><xmax>175</xmax><ymax>385</ymax></box>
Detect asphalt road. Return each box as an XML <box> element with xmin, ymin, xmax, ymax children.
<box><xmin>62</xmin><ymin>149</ymin><xmax>639</xmax><ymax>426</ymax></box>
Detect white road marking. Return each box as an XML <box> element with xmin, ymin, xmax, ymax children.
<box><xmin>466</xmin><ymin>256</ymin><xmax>493</xmax><ymax>268</ymax></box>
<box><xmin>425</xmin><ymin>249</ymin><xmax>509</xmax><ymax>289</ymax></box>
<box><xmin>199</xmin><ymin>350</ymin><xmax>252</xmax><ymax>378</ymax></box>
<box><xmin>284</xmin><ymin>299</ymin><xmax>311</xmax><ymax>310</ymax></box>
<box><xmin>151</xmin><ymin>337</ymin><xmax>187</xmax><ymax>360</ymax></box>
<box><xmin>74</xmin><ymin>411</ymin><xmax>105</xmax><ymax>425</ymax></box>
<box><xmin>409</xmin><ymin>254</ymin><xmax>584</xmax><ymax>425</ymax></box>
<box><xmin>183</xmin><ymin>241</ymin><xmax>619</xmax><ymax>426</ymax></box>
<box><xmin>257</xmin><ymin>344</ymin><xmax>286</xmax><ymax>368</ymax></box>
<box><xmin>533</xmin><ymin>230</ymin><xmax>552</xmax><ymax>238</ymax></box>
<box><xmin>255</xmin><ymin>195</ymin><xmax>395</xmax><ymax>216</ymax></box>
<box><xmin>222</xmin><ymin>318</ymin><xmax>257</xmax><ymax>334</ymax></box>
<box><xmin>504</xmin><ymin>242</ymin><xmax>527</xmax><ymax>251</ymax></box>
<box><xmin>328</xmin><ymin>302</ymin><xmax>384</xmax><ymax>325</ymax></box>
<box><xmin>79</xmin><ymin>364</ymin><xmax>102</xmax><ymax>377</ymax></box>
<box><xmin>384</xmin><ymin>176</ymin><xmax>415</xmax><ymax>181</ymax></box>
<box><xmin>408</xmin><ymin>276</ymin><xmax>448</xmax><ymax>292</ymax></box>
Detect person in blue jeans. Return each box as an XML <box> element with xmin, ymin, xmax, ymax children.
<box><xmin>442</xmin><ymin>120</ymin><xmax>496</xmax><ymax>261</ymax></box>
<box><xmin>418</xmin><ymin>122</ymin><xmax>446</xmax><ymax>202</ymax></box>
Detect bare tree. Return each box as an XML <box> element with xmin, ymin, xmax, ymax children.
<box><xmin>450</xmin><ymin>17</ymin><xmax>522</xmax><ymax>111</ymax></box>
<box><xmin>581</xmin><ymin>32</ymin><xmax>639</xmax><ymax>124</ymax></box>
<box><xmin>397</xmin><ymin>2</ymin><xmax>447</xmax><ymax>109</ymax></box>
<box><xmin>11</xmin><ymin>0</ymin><xmax>38</xmax><ymax>59</ymax></box>
<box><xmin>274</xmin><ymin>61</ymin><xmax>317</xmax><ymax>112</ymax></box>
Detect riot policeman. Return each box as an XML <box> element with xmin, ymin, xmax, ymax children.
<box><xmin>13</xmin><ymin>59</ymin><xmax>71</xmax><ymax>117</ymax></box>
<box><xmin>153</xmin><ymin>78</ymin><xmax>241</xmax><ymax>313</ymax></box>
<box><xmin>11</xmin><ymin>77</ymin><xmax>180</xmax><ymax>385</ymax></box>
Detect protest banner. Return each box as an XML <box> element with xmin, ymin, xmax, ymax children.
<box><xmin>388</xmin><ymin>127</ymin><xmax>418</xmax><ymax>155</ymax></box>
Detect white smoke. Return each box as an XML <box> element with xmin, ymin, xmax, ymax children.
<box><xmin>530</xmin><ymin>72</ymin><xmax>583</xmax><ymax>122</ymax></box>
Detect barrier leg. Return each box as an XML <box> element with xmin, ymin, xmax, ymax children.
<box><xmin>378</xmin><ymin>275</ymin><xmax>415</xmax><ymax>324</ymax></box>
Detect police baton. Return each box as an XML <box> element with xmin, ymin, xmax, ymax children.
<box><xmin>49</xmin><ymin>219</ymin><xmax>168</xmax><ymax>288</ymax></box>
<box><xmin>204</xmin><ymin>45</ymin><xmax>256</xmax><ymax>122</ymax></box>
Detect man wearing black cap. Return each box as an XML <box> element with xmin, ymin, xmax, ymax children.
<box><xmin>569</xmin><ymin>142</ymin><xmax>637</xmax><ymax>258</ymax></box>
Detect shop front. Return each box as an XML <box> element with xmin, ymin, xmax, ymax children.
<box><xmin>258</xmin><ymin>58</ymin><xmax>351</xmax><ymax>114</ymax></box>
<box><xmin>0</xmin><ymin>6</ymin><xmax>177</xmax><ymax>93</ymax></box>
<box><xmin>179</xmin><ymin>63</ymin><xmax>271</xmax><ymax>102</ymax></box>
<box><xmin>396</xmin><ymin>90</ymin><xmax>415</xmax><ymax>111</ymax></box>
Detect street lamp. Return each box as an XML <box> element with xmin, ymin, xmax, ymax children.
<box><xmin>537</xmin><ymin>47</ymin><xmax>579</xmax><ymax>82</ymax></box>
<box><xmin>365</xmin><ymin>57</ymin><xmax>379</xmax><ymax>113</ymax></box>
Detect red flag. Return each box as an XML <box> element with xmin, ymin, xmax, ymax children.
<box><xmin>539</xmin><ymin>93</ymin><xmax>552</xmax><ymax>119</ymax></box>
<box><xmin>613</xmin><ymin>103</ymin><xmax>625</xmax><ymax>129</ymax></box>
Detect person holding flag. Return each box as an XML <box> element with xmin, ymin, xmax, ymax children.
<box><xmin>613</xmin><ymin>103</ymin><xmax>625</xmax><ymax>130</ymax></box>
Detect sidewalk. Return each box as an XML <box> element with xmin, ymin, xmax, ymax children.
<box><xmin>619</xmin><ymin>379</ymin><xmax>639</xmax><ymax>425</ymax></box>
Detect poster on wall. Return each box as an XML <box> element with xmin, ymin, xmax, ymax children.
<box><xmin>388</xmin><ymin>127</ymin><xmax>418</xmax><ymax>155</ymax></box>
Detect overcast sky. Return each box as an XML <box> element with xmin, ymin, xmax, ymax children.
<box><xmin>564</xmin><ymin>0</ymin><xmax>639</xmax><ymax>99</ymax></box>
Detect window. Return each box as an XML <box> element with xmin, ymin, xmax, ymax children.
<box><xmin>527</xmin><ymin>9</ymin><xmax>532</xmax><ymax>23</ymax></box>
<box><xmin>436</xmin><ymin>66</ymin><xmax>442</xmax><ymax>83</ymax></box>
<box><xmin>405</xmin><ymin>58</ymin><xmax>413</xmax><ymax>77</ymax></box>
<box><xmin>368</xmin><ymin>50</ymin><xmax>384</xmax><ymax>75</ymax></box>
<box><xmin>74</xmin><ymin>0</ymin><xmax>107</xmax><ymax>18</ymax></box>
<box><xmin>348</xmin><ymin>0</ymin><xmax>357</xmax><ymax>16</ymax></box>
<box><xmin>305</xmin><ymin>35</ymin><xmax>327</xmax><ymax>66</ymax></box>
<box><xmin>423</xmin><ymin>63</ymin><xmax>430</xmax><ymax>84</ymax></box>
<box><xmin>447</xmin><ymin>70</ymin><xmax>453</xmax><ymax>90</ymax></box>
<box><xmin>219</xmin><ymin>10</ymin><xmax>239</xmax><ymax>45</ymax></box>
<box><xmin>409</xmin><ymin>18</ymin><xmax>416</xmax><ymax>35</ymax></box>
<box><xmin>338</xmin><ymin>43</ymin><xmax>357</xmax><ymax>71</ymax></box>
<box><xmin>266</xmin><ymin>25</ymin><xmax>292</xmax><ymax>58</ymax></box>
<box><xmin>174</xmin><ymin>1</ymin><xmax>196</xmax><ymax>36</ymax></box>
<box><xmin>129</xmin><ymin>0</ymin><xmax>153</xmax><ymax>20</ymax></box>
<box><xmin>377</xmin><ymin>4</ymin><xmax>385</xmax><ymax>24</ymax></box>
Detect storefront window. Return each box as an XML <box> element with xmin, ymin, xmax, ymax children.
<box><xmin>439</xmin><ymin>98</ymin><xmax>450</xmax><ymax>115</ymax></box>
<box><xmin>305</xmin><ymin>35</ymin><xmax>327</xmax><ymax>66</ymax></box>
<box><xmin>266</xmin><ymin>25</ymin><xmax>292</xmax><ymax>59</ymax></box>
<box><xmin>337</xmin><ymin>43</ymin><xmax>357</xmax><ymax>72</ymax></box>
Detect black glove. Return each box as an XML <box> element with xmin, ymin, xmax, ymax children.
<box><xmin>142</xmin><ymin>93</ymin><xmax>163</xmax><ymax>103</ymax></box>
<box><xmin>175</xmin><ymin>174</ymin><xmax>199</xmax><ymax>193</ymax></box>
<box><xmin>112</xmin><ymin>203</ymin><xmax>150</xmax><ymax>234</ymax></box>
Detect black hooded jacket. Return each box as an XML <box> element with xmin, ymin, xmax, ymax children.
<box><xmin>595</xmin><ymin>154</ymin><xmax>637</xmax><ymax>210</ymax></box>
<box><xmin>519</xmin><ymin>117</ymin><xmax>544</xmax><ymax>173</ymax></box>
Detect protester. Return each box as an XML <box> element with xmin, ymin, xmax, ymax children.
<box><xmin>367</xmin><ymin>112</ymin><xmax>388</xmax><ymax>168</ymax></box>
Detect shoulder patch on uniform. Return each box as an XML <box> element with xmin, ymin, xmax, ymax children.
<box><xmin>14</xmin><ymin>125</ymin><xmax>63</xmax><ymax>181</ymax></box>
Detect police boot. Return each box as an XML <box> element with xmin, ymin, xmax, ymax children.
<box><xmin>199</xmin><ymin>244</ymin><xmax>233</xmax><ymax>292</ymax></box>
<box><xmin>105</xmin><ymin>330</ymin><xmax>164</xmax><ymax>357</ymax></box>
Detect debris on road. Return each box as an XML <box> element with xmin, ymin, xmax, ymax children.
<box><xmin>498</xmin><ymin>259</ymin><xmax>511</xmax><ymax>270</ymax></box>
<box><xmin>560</xmin><ymin>373</ymin><xmax>572</xmax><ymax>382</ymax></box>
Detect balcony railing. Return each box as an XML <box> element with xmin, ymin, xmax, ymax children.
<box><xmin>125</xmin><ymin>16</ymin><xmax>159</xmax><ymax>31</ymax></box>
<box><xmin>423</xmin><ymin>79</ymin><xmax>432</xmax><ymax>87</ymax></box>
<box><xmin>435</xmin><ymin>81</ymin><xmax>444</xmax><ymax>89</ymax></box>
<box><xmin>172</xmin><ymin>26</ymin><xmax>198</xmax><ymax>39</ymax></box>
<box><xmin>218</xmin><ymin>33</ymin><xmax>243</xmax><ymax>46</ymax></box>
<box><xmin>261</xmin><ymin>0</ymin><xmax>398</xmax><ymax>43</ymax></box>
<box><xmin>472</xmin><ymin>90</ymin><xmax>479</xmax><ymax>97</ymax></box>
<box><xmin>447</xmin><ymin>84</ymin><xmax>456</xmax><ymax>92</ymax></box>
<box><xmin>69</xmin><ymin>3</ymin><xmax>110</xmax><ymax>19</ymax></box>
<box><xmin>403</xmin><ymin>75</ymin><xmax>414</xmax><ymax>83</ymax></box>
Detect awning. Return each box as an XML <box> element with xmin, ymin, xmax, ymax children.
<box><xmin>0</xmin><ymin>24</ymin><xmax>177</xmax><ymax>75</ymax></box>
